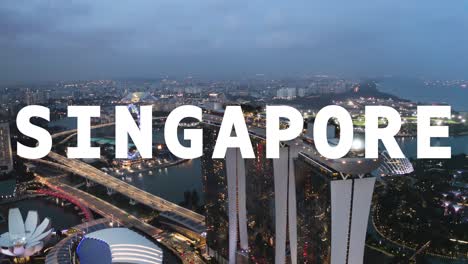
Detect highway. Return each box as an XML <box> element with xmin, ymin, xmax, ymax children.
<box><xmin>51</xmin><ymin>116</ymin><xmax>166</xmax><ymax>139</ymax></box>
<box><xmin>39</xmin><ymin>176</ymin><xmax>162</xmax><ymax>236</ymax></box>
<box><xmin>51</xmin><ymin>122</ymin><xmax>115</xmax><ymax>139</ymax></box>
<box><xmin>47</xmin><ymin>112</ymin><xmax>380</xmax><ymax>234</ymax></box>
<box><xmin>45</xmin><ymin>218</ymin><xmax>111</xmax><ymax>264</ymax></box>
<box><xmin>49</xmin><ymin>117</ymin><xmax>208</xmax><ymax>233</ymax></box>
<box><xmin>38</xmin><ymin>152</ymin><xmax>206</xmax><ymax>233</ymax></box>
<box><xmin>37</xmin><ymin>176</ymin><xmax>205</xmax><ymax>264</ymax></box>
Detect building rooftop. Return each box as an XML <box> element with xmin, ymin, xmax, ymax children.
<box><xmin>77</xmin><ymin>227</ymin><xmax>163</xmax><ymax>264</ymax></box>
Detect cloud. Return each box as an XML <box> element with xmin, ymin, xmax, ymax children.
<box><xmin>0</xmin><ymin>0</ymin><xmax>467</xmax><ymax>83</ymax></box>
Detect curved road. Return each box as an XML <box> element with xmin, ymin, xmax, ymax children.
<box><xmin>47</xmin><ymin>120</ymin><xmax>206</xmax><ymax>234</ymax></box>
<box><xmin>34</xmin><ymin>153</ymin><xmax>205</xmax><ymax>234</ymax></box>
<box><xmin>38</xmin><ymin>177</ymin><xmax>204</xmax><ymax>264</ymax></box>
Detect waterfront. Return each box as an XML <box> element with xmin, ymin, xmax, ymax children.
<box><xmin>2</xmin><ymin>2</ymin><xmax>468</xmax><ymax>262</ymax></box>
<box><xmin>46</xmin><ymin>117</ymin><xmax>467</xmax><ymax>263</ymax></box>
<box><xmin>352</xmin><ymin>134</ymin><xmax>468</xmax><ymax>159</ymax></box>
<box><xmin>123</xmin><ymin>159</ymin><xmax>203</xmax><ymax>204</ymax></box>
<box><xmin>379</xmin><ymin>77</ymin><xmax>468</xmax><ymax>112</ymax></box>
<box><xmin>52</xmin><ymin>116</ymin><xmax>468</xmax><ymax>160</ymax></box>
<box><xmin>396</xmin><ymin>135</ymin><xmax>468</xmax><ymax>159</ymax></box>
<box><xmin>0</xmin><ymin>198</ymin><xmax>83</xmax><ymax>233</ymax></box>
<box><xmin>49</xmin><ymin>118</ymin><xmax>468</xmax><ymax>204</ymax></box>
<box><xmin>50</xmin><ymin>118</ymin><xmax>203</xmax><ymax>204</ymax></box>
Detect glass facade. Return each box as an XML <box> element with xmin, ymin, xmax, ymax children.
<box><xmin>244</xmin><ymin>139</ymin><xmax>275</xmax><ymax>262</ymax></box>
<box><xmin>201</xmin><ymin>125</ymin><xmax>276</xmax><ymax>263</ymax></box>
<box><xmin>201</xmin><ymin>124</ymin><xmax>370</xmax><ymax>264</ymax></box>
<box><xmin>0</xmin><ymin>123</ymin><xmax>13</xmax><ymax>173</ymax></box>
<box><xmin>202</xmin><ymin>125</ymin><xmax>230</xmax><ymax>262</ymax></box>
<box><xmin>295</xmin><ymin>155</ymin><xmax>332</xmax><ymax>264</ymax></box>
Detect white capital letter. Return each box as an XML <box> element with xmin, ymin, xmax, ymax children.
<box><xmin>266</xmin><ymin>105</ymin><xmax>303</xmax><ymax>158</ymax></box>
<box><xmin>115</xmin><ymin>105</ymin><xmax>153</xmax><ymax>159</ymax></box>
<box><xmin>67</xmin><ymin>106</ymin><xmax>100</xmax><ymax>159</ymax></box>
<box><xmin>213</xmin><ymin>106</ymin><xmax>255</xmax><ymax>159</ymax></box>
<box><xmin>17</xmin><ymin>105</ymin><xmax>52</xmax><ymax>159</ymax></box>
<box><xmin>365</xmin><ymin>106</ymin><xmax>404</xmax><ymax>158</ymax></box>
<box><xmin>417</xmin><ymin>106</ymin><xmax>451</xmax><ymax>159</ymax></box>
<box><xmin>314</xmin><ymin>105</ymin><xmax>353</xmax><ymax>159</ymax></box>
<box><xmin>165</xmin><ymin>105</ymin><xmax>202</xmax><ymax>159</ymax></box>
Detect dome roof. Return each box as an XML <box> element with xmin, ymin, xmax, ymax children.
<box><xmin>77</xmin><ymin>228</ymin><xmax>163</xmax><ymax>264</ymax></box>
<box><xmin>378</xmin><ymin>150</ymin><xmax>414</xmax><ymax>176</ymax></box>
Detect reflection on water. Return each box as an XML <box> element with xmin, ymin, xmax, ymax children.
<box><xmin>49</xmin><ymin>117</ymin><xmax>77</xmax><ymax>130</ymax></box>
<box><xmin>396</xmin><ymin>135</ymin><xmax>468</xmax><ymax>159</ymax></box>
<box><xmin>0</xmin><ymin>198</ymin><xmax>83</xmax><ymax>233</ymax></box>
<box><xmin>49</xmin><ymin>118</ymin><xmax>201</xmax><ymax>204</ymax></box>
<box><xmin>42</xmin><ymin>118</ymin><xmax>468</xmax><ymax>263</ymax></box>
<box><xmin>49</xmin><ymin>118</ymin><xmax>468</xmax><ymax>206</ymax></box>
<box><xmin>354</xmin><ymin>134</ymin><xmax>468</xmax><ymax>159</ymax></box>
<box><xmin>123</xmin><ymin>159</ymin><xmax>203</xmax><ymax>204</ymax></box>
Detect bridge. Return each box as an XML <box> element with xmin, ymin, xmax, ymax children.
<box><xmin>46</xmin><ymin>113</ymin><xmax>379</xmax><ymax>242</ymax></box>
<box><xmin>46</xmin><ymin>111</ymin><xmax>402</xmax><ymax>264</ymax></box>
<box><xmin>51</xmin><ymin>122</ymin><xmax>115</xmax><ymax>139</ymax></box>
<box><xmin>37</xmin><ymin>177</ymin><xmax>205</xmax><ymax>264</ymax></box>
<box><xmin>34</xmin><ymin>153</ymin><xmax>206</xmax><ymax>234</ymax></box>
<box><xmin>45</xmin><ymin>118</ymin><xmax>206</xmax><ymax>234</ymax></box>
<box><xmin>35</xmin><ymin>188</ymin><xmax>93</xmax><ymax>221</ymax></box>
<box><xmin>51</xmin><ymin>116</ymin><xmax>168</xmax><ymax>142</ymax></box>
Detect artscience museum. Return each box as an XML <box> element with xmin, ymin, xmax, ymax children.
<box><xmin>0</xmin><ymin>208</ymin><xmax>52</xmax><ymax>260</ymax></box>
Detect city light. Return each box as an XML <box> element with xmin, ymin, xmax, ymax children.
<box><xmin>1</xmin><ymin>3</ymin><xmax>468</xmax><ymax>263</ymax></box>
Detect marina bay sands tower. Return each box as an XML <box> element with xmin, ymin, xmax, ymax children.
<box><xmin>294</xmin><ymin>148</ymin><xmax>381</xmax><ymax>264</ymax></box>
<box><xmin>225</xmin><ymin>148</ymin><xmax>248</xmax><ymax>262</ymax></box>
<box><xmin>201</xmin><ymin>114</ymin><xmax>392</xmax><ymax>264</ymax></box>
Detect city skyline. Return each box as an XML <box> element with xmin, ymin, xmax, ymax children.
<box><xmin>0</xmin><ymin>1</ymin><xmax>467</xmax><ymax>264</ymax></box>
<box><xmin>0</xmin><ymin>77</ymin><xmax>467</xmax><ymax>263</ymax></box>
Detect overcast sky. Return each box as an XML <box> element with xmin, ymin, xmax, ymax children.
<box><xmin>1</xmin><ymin>0</ymin><xmax>467</xmax><ymax>83</ymax></box>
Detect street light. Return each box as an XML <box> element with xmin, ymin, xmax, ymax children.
<box><xmin>110</xmin><ymin>214</ymin><xmax>114</xmax><ymax>227</ymax></box>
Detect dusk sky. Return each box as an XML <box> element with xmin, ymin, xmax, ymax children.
<box><xmin>1</xmin><ymin>0</ymin><xmax>467</xmax><ymax>83</ymax></box>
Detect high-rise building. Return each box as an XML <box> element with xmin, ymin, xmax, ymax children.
<box><xmin>276</xmin><ymin>87</ymin><xmax>297</xmax><ymax>100</ymax></box>
<box><xmin>297</xmin><ymin>88</ymin><xmax>307</xmax><ymax>97</ymax></box>
<box><xmin>0</xmin><ymin>123</ymin><xmax>13</xmax><ymax>174</ymax></box>
<box><xmin>202</xmin><ymin>125</ymin><xmax>229</xmax><ymax>263</ymax></box>
<box><xmin>201</xmin><ymin>114</ymin><xmax>382</xmax><ymax>264</ymax></box>
<box><xmin>202</xmin><ymin>124</ymin><xmax>276</xmax><ymax>263</ymax></box>
<box><xmin>294</xmin><ymin>152</ymin><xmax>379</xmax><ymax>264</ymax></box>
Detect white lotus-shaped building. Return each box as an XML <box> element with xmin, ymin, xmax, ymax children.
<box><xmin>0</xmin><ymin>208</ymin><xmax>52</xmax><ymax>258</ymax></box>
